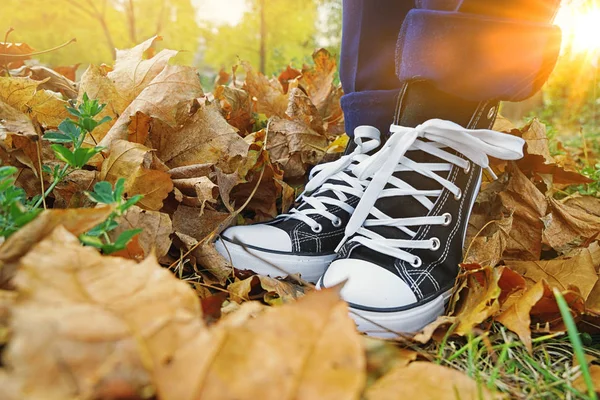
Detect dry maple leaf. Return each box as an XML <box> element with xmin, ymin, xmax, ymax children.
<box><xmin>53</xmin><ymin>64</ymin><xmax>80</xmax><ymax>81</ymax></box>
<box><xmin>173</xmin><ymin>176</ymin><xmax>219</xmax><ymax>211</ymax></box>
<box><xmin>214</xmin><ymin>85</ymin><xmax>255</xmax><ymax>135</ymax></box>
<box><xmin>411</xmin><ymin>316</ymin><xmax>457</xmax><ymax>344</ymax></box>
<box><xmin>278</xmin><ymin>65</ymin><xmax>302</xmax><ymax>93</ymax></box>
<box><xmin>472</xmin><ymin>163</ymin><xmax>548</xmax><ymax>261</ymax></box>
<box><xmin>229</xmin><ymin>144</ymin><xmax>286</xmax><ymax>219</ymax></box>
<box><xmin>173</xmin><ymin>205</ymin><xmax>230</xmax><ymax>242</ymax></box>
<box><xmin>267</xmin><ymin>116</ymin><xmax>328</xmax><ymax>179</ymax></box>
<box><xmin>149</xmin><ymin>99</ymin><xmax>248</xmax><ymax>173</ymax></box>
<box><xmin>530</xmin><ymin>281</ymin><xmax>585</xmax><ymax>333</ymax></box>
<box><xmin>496</xmin><ymin>280</ymin><xmax>547</xmax><ymax>352</ymax></box>
<box><xmin>299</xmin><ymin>50</ymin><xmax>337</xmax><ymax>113</ymax></box>
<box><xmin>587</xmin><ymin>279</ymin><xmax>600</xmax><ymax>315</ymax></box>
<box><xmin>109</xmin><ymin>205</ymin><xmax>173</xmax><ymax>261</ymax></box>
<box><xmin>99</xmin><ymin>140</ymin><xmax>173</xmax><ymax>211</ymax></box>
<box><xmin>542</xmin><ymin>196</ymin><xmax>600</xmax><ymax>254</ymax></box>
<box><xmin>110</xmin><ymin>36</ymin><xmax>178</xmax><ymax>104</ymax></box>
<box><xmin>174</xmin><ymin>233</ymin><xmax>233</xmax><ymax>285</ymax></box>
<box><xmin>504</xmin><ymin>247</ymin><xmax>599</xmax><ymax>301</ymax></box>
<box><xmin>52</xmin><ymin>169</ymin><xmax>97</xmax><ymax>208</ymax></box>
<box><xmin>78</xmin><ymin>36</ymin><xmax>179</xmax><ymax>143</ymax></box>
<box><xmin>228</xmin><ymin>275</ymin><xmax>306</xmax><ymax>305</ymax></box>
<box><xmin>242</xmin><ymin>61</ymin><xmax>289</xmax><ymax>118</ymax></box>
<box><xmin>573</xmin><ymin>365</ymin><xmax>600</xmax><ymax>394</ymax></box>
<box><xmin>451</xmin><ymin>264</ymin><xmax>526</xmax><ymax>335</ymax></box>
<box><xmin>364</xmin><ymin>362</ymin><xmax>500</xmax><ymax>400</ymax></box>
<box><xmin>0</xmin><ymin>76</ymin><xmax>69</xmax><ymax>127</ymax></box>
<box><xmin>0</xmin><ymin>41</ymin><xmax>35</xmax><ymax>69</ymax></box>
<box><xmin>0</xmin><ymin>99</ymin><xmax>41</xmax><ymax>175</ymax></box>
<box><xmin>189</xmin><ymin>287</ymin><xmax>366</xmax><ymax>400</ymax></box>
<box><xmin>286</xmin><ymin>87</ymin><xmax>325</xmax><ymax>135</ymax></box>
<box><xmin>0</xmin><ymin>226</ymin><xmax>205</xmax><ymax>400</ymax></box>
<box><xmin>12</xmin><ymin>65</ymin><xmax>78</xmax><ymax>99</ymax></box>
<box><xmin>463</xmin><ymin>215</ymin><xmax>513</xmax><ymax>267</ymax></box>
<box><xmin>515</xmin><ymin>119</ymin><xmax>592</xmax><ymax>188</ymax></box>
<box><xmin>78</xmin><ymin>64</ymin><xmax>129</xmax><ymax>143</ymax></box>
<box><xmin>2</xmin><ymin>235</ymin><xmax>366</xmax><ymax>400</ymax></box>
<box><xmin>98</xmin><ymin>65</ymin><xmax>204</xmax><ymax>150</ymax></box>
<box><xmin>0</xmin><ymin>206</ymin><xmax>113</xmax><ymax>288</ymax></box>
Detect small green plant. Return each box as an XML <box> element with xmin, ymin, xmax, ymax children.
<box><xmin>0</xmin><ymin>94</ymin><xmax>142</xmax><ymax>254</ymax></box>
<box><xmin>0</xmin><ymin>166</ymin><xmax>42</xmax><ymax>238</ymax></box>
<box><xmin>571</xmin><ymin>163</ymin><xmax>600</xmax><ymax>197</ymax></box>
<box><xmin>39</xmin><ymin>93</ymin><xmax>110</xmax><ymax>208</ymax></box>
<box><xmin>79</xmin><ymin>178</ymin><xmax>142</xmax><ymax>254</ymax></box>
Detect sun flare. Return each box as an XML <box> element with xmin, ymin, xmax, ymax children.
<box><xmin>555</xmin><ymin>3</ymin><xmax>600</xmax><ymax>55</ymax></box>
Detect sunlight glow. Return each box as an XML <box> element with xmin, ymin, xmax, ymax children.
<box><xmin>555</xmin><ymin>3</ymin><xmax>600</xmax><ymax>55</ymax></box>
<box><xmin>192</xmin><ymin>0</ymin><xmax>247</xmax><ymax>25</ymax></box>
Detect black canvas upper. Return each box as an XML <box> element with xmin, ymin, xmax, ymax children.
<box><xmin>264</xmin><ymin>189</ymin><xmax>360</xmax><ymax>254</ymax></box>
<box><xmin>333</xmin><ymin>80</ymin><xmax>499</xmax><ymax>311</ymax></box>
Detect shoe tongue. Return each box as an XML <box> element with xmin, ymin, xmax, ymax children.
<box><xmin>395</xmin><ymin>81</ymin><xmax>483</xmax><ymax>129</ymax></box>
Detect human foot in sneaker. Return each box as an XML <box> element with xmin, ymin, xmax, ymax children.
<box><xmin>215</xmin><ymin>126</ymin><xmax>381</xmax><ymax>282</ymax></box>
<box><xmin>317</xmin><ymin>82</ymin><xmax>526</xmax><ymax>337</ymax></box>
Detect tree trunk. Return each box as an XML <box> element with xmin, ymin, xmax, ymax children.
<box><xmin>126</xmin><ymin>0</ymin><xmax>137</xmax><ymax>44</ymax></box>
<box><xmin>259</xmin><ymin>0</ymin><xmax>266</xmax><ymax>74</ymax></box>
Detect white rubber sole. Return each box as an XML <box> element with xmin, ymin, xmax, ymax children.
<box><xmin>317</xmin><ymin>278</ymin><xmax>452</xmax><ymax>338</ymax></box>
<box><xmin>348</xmin><ymin>289</ymin><xmax>454</xmax><ymax>338</ymax></box>
<box><xmin>214</xmin><ymin>238</ymin><xmax>335</xmax><ymax>283</ymax></box>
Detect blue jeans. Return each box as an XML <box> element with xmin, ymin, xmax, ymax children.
<box><xmin>340</xmin><ymin>0</ymin><xmax>562</xmax><ymax>136</ymax></box>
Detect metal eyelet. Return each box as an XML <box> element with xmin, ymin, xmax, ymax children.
<box><xmin>312</xmin><ymin>224</ymin><xmax>323</xmax><ymax>233</ymax></box>
<box><xmin>463</xmin><ymin>162</ymin><xmax>471</xmax><ymax>174</ymax></box>
<box><xmin>332</xmin><ymin>218</ymin><xmax>343</xmax><ymax>228</ymax></box>
<box><xmin>431</xmin><ymin>237</ymin><xmax>441</xmax><ymax>251</ymax></box>
<box><xmin>487</xmin><ymin>106</ymin><xmax>496</xmax><ymax>120</ymax></box>
<box><xmin>411</xmin><ymin>257</ymin><xmax>422</xmax><ymax>268</ymax></box>
<box><xmin>454</xmin><ymin>189</ymin><xmax>462</xmax><ymax>201</ymax></box>
<box><xmin>442</xmin><ymin>213</ymin><xmax>452</xmax><ymax>226</ymax></box>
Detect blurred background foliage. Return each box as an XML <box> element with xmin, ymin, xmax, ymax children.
<box><xmin>1</xmin><ymin>0</ymin><xmax>598</xmax><ymax>138</ymax></box>
<box><xmin>0</xmin><ymin>0</ymin><xmax>342</xmax><ymax>75</ymax></box>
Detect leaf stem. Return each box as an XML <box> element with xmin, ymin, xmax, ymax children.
<box><xmin>0</xmin><ymin>38</ymin><xmax>77</xmax><ymax>58</ymax></box>
<box><xmin>33</xmin><ymin>165</ymin><xmax>69</xmax><ymax>209</ymax></box>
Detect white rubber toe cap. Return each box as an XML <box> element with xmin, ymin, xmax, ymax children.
<box><xmin>222</xmin><ymin>224</ymin><xmax>293</xmax><ymax>252</ymax></box>
<box><xmin>321</xmin><ymin>259</ymin><xmax>417</xmax><ymax>308</ymax></box>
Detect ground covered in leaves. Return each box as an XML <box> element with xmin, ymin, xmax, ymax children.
<box><xmin>1</xmin><ymin>37</ymin><xmax>600</xmax><ymax>399</ymax></box>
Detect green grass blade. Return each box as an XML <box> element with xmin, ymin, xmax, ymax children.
<box><xmin>554</xmin><ymin>288</ymin><xmax>598</xmax><ymax>400</ymax></box>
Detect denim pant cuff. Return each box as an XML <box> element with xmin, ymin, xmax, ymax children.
<box><xmin>341</xmin><ymin>89</ymin><xmax>400</xmax><ymax>137</ymax></box>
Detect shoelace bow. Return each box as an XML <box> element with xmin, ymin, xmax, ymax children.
<box><xmin>280</xmin><ymin>126</ymin><xmax>381</xmax><ymax>232</ymax></box>
<box><xmin>336</xmin><ymin>118</ymin><xmax>525</xmax><ymax>267</ymax></box>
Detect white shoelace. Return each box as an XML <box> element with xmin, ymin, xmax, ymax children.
<box><xmin>279</xmin><ymin>126</ymin><xmax>381</xmax><ymax>232</ymax></box>
<box><xmin>336</xmin><ymin>118</ymin><xmax>525</xmax><ymax>267</ymax></box>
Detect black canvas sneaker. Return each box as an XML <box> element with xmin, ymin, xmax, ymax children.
<box><xmin>317</xmin><ymin>81</ymin><xmax>526</xmax><ymax>337</ymax></box>
<box><xmin>215</xmin><ymin>126</ymin><xmax>381</xmax><ymax>282</ymax></box>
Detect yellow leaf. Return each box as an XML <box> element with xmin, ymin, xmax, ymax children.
<box><xmin>365</xmin><ymin>362</ymin><xmax>500</xmax><ymax>400</ymax></box>
<box><xmin>267</xmin><ymin>116</ymin><xmax>328</xmax><ymax>179</ymax></box>
<box><xmin>109</xmin><ymin>205</ymin><xmax>173</xmax><ymax>260</ymax></box>
<box><xmin>0</xmin><ymin>76</ymin><xmax>69</xmax><ymax>127</ymax></box>
<box><xmin>505</xmin><ymin>247</ymin><xmax>599</xmax><ymax>300</ymax></box>
<box><xmin>99</xmin><ymin>65</ymin><xmax>204</xmax><ymax>150</ymax></box>
<box><xmin>0</xmin><ymin>206</ymin><xmax>113</xmax><ymax>288</ymax></box>
<box><xmin>1</xmin><ymin>226</ymin><xmax>205</xmax><ymax>400</ymax></box>
<box><xmin>149</xmin><ymin>99</ymin><xmax>248</xmax><ymax>172</ymax></box>
<box><xmin>192</xmin><ymin>288</ymin><xmax>366</xmax><ymax>400</ymax></box>
<box><xmin>78</xmin><ymin>36</ymin><xmax>179</xmax><ymax>143</ymax></box>
<box><xmin>243</xmin><ymin>61</ymin><xmax>289</xmax><ymax>118</ymax></box>
<box><xmin>496</xmin><ymin>280</ymin><xmax>546</xmax><ymax>352</ymax></box>
<box><xmin>99</xmin><ymin>140</ymin><xmax>173</xmax><ymax>211</ymax></box>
